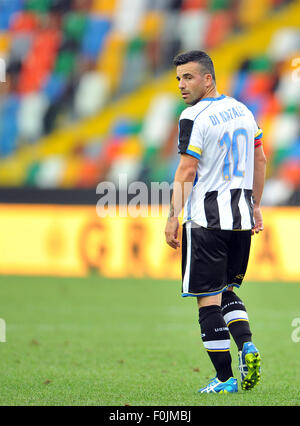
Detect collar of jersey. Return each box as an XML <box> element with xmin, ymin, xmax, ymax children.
<box><xmin>200</xmin><ymin>94</ymin><xmax>226</xmax><ymax>102</ymax></box>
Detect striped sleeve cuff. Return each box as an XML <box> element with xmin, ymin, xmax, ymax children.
<box><xmin>254</xmin><ymin>129</ymin><xmax>263</xmax><ymax>149</ymax></box>
<box><xmin>185</xmin><ymin>144</ymin><xmax>202</xmax><ymax>160</ymax></box>
<box><xmin>255</xmin><ymin>129</ymin><xmax>263</xmax><ymax>140</ymax></box>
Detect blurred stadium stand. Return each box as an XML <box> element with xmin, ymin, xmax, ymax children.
<box><xmin>0</xmin><ymin>0</ymin><xmax>299</xmax><ymax>205</ymax></box>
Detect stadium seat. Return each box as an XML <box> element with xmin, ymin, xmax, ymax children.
<box><xmin>157</xmin><ymin>9</ymin><xmax>181</xmax><ymax>71</ymax></box>
<box><xmin>113</xmin><ymin>0</ymin><xmax>148</xmax><ymax>38</ymax></box>
<box><xmin>103</xmin><ymin>137</ymin><xmax>123</xmax><ymax>164</ymax></box>
<box><xmin>245</xmin><ymin>73</ymin><xmax>274</xmax><ymax>99</ymax></box>
<box><xmin>260</xmin><ymin>93</ymin><xmax>281</xmax><ymax>117</ymax></box>
<box><xmin>146</xmin><ymin>0</ymin><xmax>170</xmax><ymax>10</ymax></box>
<box><xmin>18</xmin><ymin>92</ymin><xmax>49</xmax><ymax>141</ymax></box>
<box><xmin>237</xmin><ymin>0</ymin><xmax>271</xmax><ymax>27</ymax></box>
<box><xmin>270</xmin><ymin>0</ymin><xmax>288</xmax><ymax>8</ymax></box>
<box><xmin>106</xmin><ymin>156</ymin><xmax>141</xmax><ymax>189</ymax></box>
<box><xmin>34</xmin><ymin>155</ymin><xmax>65</xmax><ymax>188</ymax></box>
<box><xmin>0</xmin><ymin>13</ymin><xmax>10</xmax><ymax>31</ymax></box>
<box><xmin>0</xmin><ymin>0</ymin><xmax>23</xmax><ymax>30</ymax></box>
<box><xmin>0</xmin><ymin>95</ymin><xmax>19</xmax><ymax>157</ymax></box>
<box><xmin>63</xmin><ymin>11</ymin><xmax>87</xmax><ymax>42</ymax></box>
<box><xmin>9</xmin><ymin>33</ymin><xmax>33</xmax><ymax>63</ymax></box>
<box><xmin>81</xmin><ymin>16</ymin><xmax>111</xmax><ymax>59</ymax></box>
<box><xmin>59</xmin><ymin>155</ymin><xmax>81</xmax><ymax>187</ymax></box>
<box><xmin>262</xmin><ymin>177</ymin><xmax>294</xmax><ymax>205</ymax></box>
<box><xmin>141</xmin><ymin>94</ymin><xmax>177</xmax><ymax>149</ymax></box>
<box><xmin>168</xmin><ymin>0</ymin><xmax>185</xmax><ymax>10</ymax></box>
<box><xmin>230</xmin><ymin>70</ymin><xmax>249</xmax><ymax>100</ymax></box>
<box><xmin>278</xmin><ymin>159</ymin><xmax>300</xmax><ymax>188</ymax></box>
<box><xmin>17</xmin><ymin>28</ymin><xmax>61</xmax><ymax>94</ymax></box>
<box><xmin>42</xmin><ymin>72</ymin><xmax>67</xmax><ymax>102</ymax></box>
<box><xmin>276</xmin><ymin>73</ymin><xmax>300</xmax><ymax>108</ymax></box>
<box><xmin>34</xmin><ymin>29</ymin><xmax>61</xmax><ymax>54</ymax></box>
<box><xmin>76</xmin><ymin>157</ymin><xmax>100</xmax><ymax>187</ymax></box>
<box><xmin>178</xmin><ymin>10</ymin><xmax>210</xmax><ymax>50</ymax></box>
<box><xmin>204</xmin><ymin>10</ymin><xmax>233</xmax><ymax>48</ymax></box>
<box><xmin>24</xmin><ymin>161</ymin><xmax>41</xmax><ymax>186</ymax></box>
<box><xmin>83</xmin><ymin>139</ymin><xmax>103</xmax><ymax>159</ymax></box>
<box><xmin>0</xmin><ymin>32</ymin><xmax>11</xmax><ymax>56</ymax></box>
<box><xmin>49</xmin><ymin>0</ymin><xmax>72</xmax><ymax>14</ymax></box>
<box><xmin>209</xmin><ymin>0</ymin><xmax>232</xmax><ymax>11</ymax></box>
<box><xmin>54</xmin><ymin>50</ymin><xmax>76</xmax><ymax>77</ymax></box>
<box><xmin>72</xmin><ymin>0</ymin><xmax>92</xmax><ymax>13</ymax></box>
<box><xmin>140</xmin><ymin>11</ymin><xmax>164</xmax><ymax>41</ymax></box>
<box><xmin>91</xmin><ymin>0</ymin><xmax>117</xmax><ymax>17</ymax></box>
<box><xmin>268</xmin><ymin>28</ymin><xmax>300</xmax><ymax>62</ymax></box>
<box><xmin>249</xmin><ymin>55</ymin><xmax>272</xmax><ymax>72</ymax></box>
<box><xmin>289</xmin><ymin>139</ymin><xmax>300</xmax><ymax>161</ymax></box>
<box><xmin>25</xmin><ymin>0</ymin><xmax>51</xmax><ymax>14</ymax></box>
<box><xmin>118</xmin><ymin>37</ymin><xmax>147</xmax><ymax>94</ymax></box>
<box><xmin>111</xmin><ymin>120</ymin><xmax>135</xmax><ymax>138</ymax></box>
<box><xmin>9</xmin><ymin>11</ymin><xmax>39</xmax><ymax>32</ymax></box>
<box><xmin>18</xmin><ymin>56</ymin><xmax>49</xmax><ymax>94</ymax></box>
<box><xmin>119</xmin><ymin>135</ymin><xmax>142</xmax><ymax>157</ymax></box>
<box><xmin>96</xmin><ymin>32</ymin><xmax>126</xmax><ymax>93</ymax></box>
<box><xmin>74</xmin><ymin>71</ymin><xmax>110</xmax><ymax>118</ymax></box>
<box><xmin>181</xmin><ymin>0</ymin><xmax>208</xmax><ymax>10</ymax></box>
<box><xmin>270</xmin><ymin>113</ymin><xmax>299</xmax><ymax>151</ymax></box>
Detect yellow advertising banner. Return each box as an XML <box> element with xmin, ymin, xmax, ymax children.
<box><xmin>0</xmin><ymin>204</ymin><xmax>299</xmax><ymax>282</ymax></box>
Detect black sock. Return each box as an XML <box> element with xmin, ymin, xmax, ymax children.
<box><xmin>198</xmin><ymin>305</ymin><xmax>233</xmax><ymax>382</ymax></box>
<box><xmin>221</xmin><ymin>291</ymin><xmax>252</xmax><ymax>351</ymax></box>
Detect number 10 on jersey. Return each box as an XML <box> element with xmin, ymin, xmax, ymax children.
<box><xmin>219</xmin><ymin>128</ymin><xmax>248</xmax><ymax>181</ymax></box>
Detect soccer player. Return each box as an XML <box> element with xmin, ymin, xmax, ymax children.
<box><xmin>165</xmin><ymin>50</ymin><xmax>266</xmax><ymax>393</ymax></box>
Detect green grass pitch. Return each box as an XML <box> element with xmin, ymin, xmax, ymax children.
<box><xmin>0</xmin><ymin>275</ymin><xmax>299</xmax><ymax>406</ymax></box>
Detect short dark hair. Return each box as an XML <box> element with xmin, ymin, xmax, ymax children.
<box><xmin>173</xmin><ymin>50</ymin><xmax>216</xmax><ymax>84</ymax></box>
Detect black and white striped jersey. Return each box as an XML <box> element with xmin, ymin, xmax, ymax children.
<box><xmin>178</xmin><ymin>94</ymin><xmax>263</xmax><ymax>230</ymax></box>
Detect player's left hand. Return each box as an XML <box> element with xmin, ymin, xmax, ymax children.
<box><xmin>165</xmin><ymin>217</ymin><xmax>180</xmax><ymax>249</ymax></box>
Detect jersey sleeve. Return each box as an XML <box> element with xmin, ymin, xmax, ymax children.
<box><xmin>178</xmin><ymin>111</ymin><xmax>203</xmax><ymax>160</ymax></box>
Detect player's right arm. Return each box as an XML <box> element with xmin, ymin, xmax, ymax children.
<box><xmin>252</xmin><ymin>144</ymin><xmax>267</xmax><ymax>234</ymax></box>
